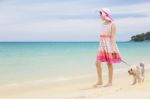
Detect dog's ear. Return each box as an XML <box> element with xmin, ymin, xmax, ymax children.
<box><xmin>131</xmin><ymin>65</ymin><xmax>137</xmax><ymax>71</ymax></box>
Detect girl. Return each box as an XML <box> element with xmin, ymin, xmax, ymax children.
<box><xmin>94</xmin><ymin>8</ymin><xmax>122</xmax><ymax>87</ymax></box>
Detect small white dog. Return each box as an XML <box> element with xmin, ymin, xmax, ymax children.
<box><xmin>128</xmin><ymin>62</ymin><xmax>145</xmax><ymax>85</ymax></box>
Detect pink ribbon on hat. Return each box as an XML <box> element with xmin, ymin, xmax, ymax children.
<box><xmin>102</xmin><ymin>10</ymin><xmax>113</xmax><ymax>20</ymax></box>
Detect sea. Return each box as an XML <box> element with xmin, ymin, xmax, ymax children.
<box><xmin>0</xmin><ymin>42</ymin><xmax>150</xmax><ymax>87</ymax></box>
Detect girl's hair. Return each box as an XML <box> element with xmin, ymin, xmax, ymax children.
<box><xmin>99</xmin><ymin>11</ymin><xmax>102</xmax><ymax>15</ymax></box>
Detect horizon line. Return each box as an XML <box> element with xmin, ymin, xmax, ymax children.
<box><xmin>0</xmin><ymin>41</ymin><xmax>130</xmax><ymax>43</ymax></box>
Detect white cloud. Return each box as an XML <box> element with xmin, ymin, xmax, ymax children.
<box><xmin>0</xmin><ymin>18</ymin><xmax>100</xmax><ymax>41</ymax></box>
<box><xmin>111</xmin><ymin>2</ymin><xmax>150</xmax><ymax>16</ymax></box>
<box><xmin>0</xmin><ymin>1</ymin><xmax>150</xmax><ymax>41</ymax></box>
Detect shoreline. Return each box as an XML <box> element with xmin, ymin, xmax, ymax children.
<box><xmin>0</xmin><ymin>66</ymin><xmax>129</xmax><ymax>90</ymax></box>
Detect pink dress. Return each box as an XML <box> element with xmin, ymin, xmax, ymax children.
<box><xmin>96</xmin><ymin>22</ymin><xmax>121</xmax><ymax>63</ymax></box>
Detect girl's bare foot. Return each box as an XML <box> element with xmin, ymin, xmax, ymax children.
<box><xmin>103</xmin><ymin>83</ymin><xmax>112</xmax><ymax>87</ymax></box>
<box><xmin>93</xmin><ymin>82</ymin><xmax>103</xmax><ymax>87</ymax></box>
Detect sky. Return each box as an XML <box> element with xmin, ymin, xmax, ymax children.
<box><xmin>0</xmin><ymin>0</ymin><xmax>150</xmax><ymax>42</ymax></box>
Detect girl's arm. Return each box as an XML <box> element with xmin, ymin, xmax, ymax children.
<box><xmin>111</xmin><ymin>22</ymin><xmax>116</xmax><ymax>51</ymax></box>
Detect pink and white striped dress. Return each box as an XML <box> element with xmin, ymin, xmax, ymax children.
<box><xmin>96</xmin><ymin>22</ymin><xmax>121</xmax><ymax>63</ymax></box>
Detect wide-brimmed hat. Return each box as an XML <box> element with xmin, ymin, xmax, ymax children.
<box><xmin>99</xmin><ymin>8</ymin><xmax>113</xmax><ymax>21</ymax></box>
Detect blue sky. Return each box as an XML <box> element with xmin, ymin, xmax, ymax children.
<box><xmin>0</xmin><ymin>0</ymin><xmax>150</xmax><ymax>41</ymax></box>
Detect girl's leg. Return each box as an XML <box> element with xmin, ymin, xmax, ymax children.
<box><xmin>105</xmin><ymin>63</ymin><xmax>113</xmax><ymax>87</ymax></box>
<box><xmin>94</xmin><ymin>60</ymin><xmax>103</xmax><ymax>86</ymax></box>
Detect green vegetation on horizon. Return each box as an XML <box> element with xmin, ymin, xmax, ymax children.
<box><xmin>131</xmin><ymin>31</ymin><xmax>150</xmax><ymax>42</ymax></box>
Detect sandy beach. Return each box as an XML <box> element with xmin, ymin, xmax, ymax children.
<box><xmin>0</xmin><ymin>69</ymin><xmax>150</xmax><ymax>99</ymax></box>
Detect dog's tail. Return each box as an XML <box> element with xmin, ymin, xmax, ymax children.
<box><xmin>140</xmin><ymin>62</ymin><xmax>145</xmax><ymax>76</ymax></box>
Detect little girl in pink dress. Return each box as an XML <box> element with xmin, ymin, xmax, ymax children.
<box><xmin>94</xmin><ymin>8</ymin><xmax>121</xmax><ymax>87</ymax></box>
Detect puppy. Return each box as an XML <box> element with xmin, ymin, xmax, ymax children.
<box><xmin>128</xmin><ymin>62</ymin><xmax>145</xmax><ymax>85</ymax></box>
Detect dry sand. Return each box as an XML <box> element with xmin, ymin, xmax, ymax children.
<box><xmin>0</xmin><ymin>70</ymin><xmax>150</xmax><ymax>99</ymax></box>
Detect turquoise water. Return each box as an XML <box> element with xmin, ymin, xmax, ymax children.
<box><xmin>0</xmin><ymin>42</ymin><xmax>150</xmax><ymax>86</ymax></box>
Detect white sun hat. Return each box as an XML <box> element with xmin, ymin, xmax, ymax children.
<box><xmin>99</xmin><ymin>8</ymin><xmax>113</xmax><ymax>21</ymax></box>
